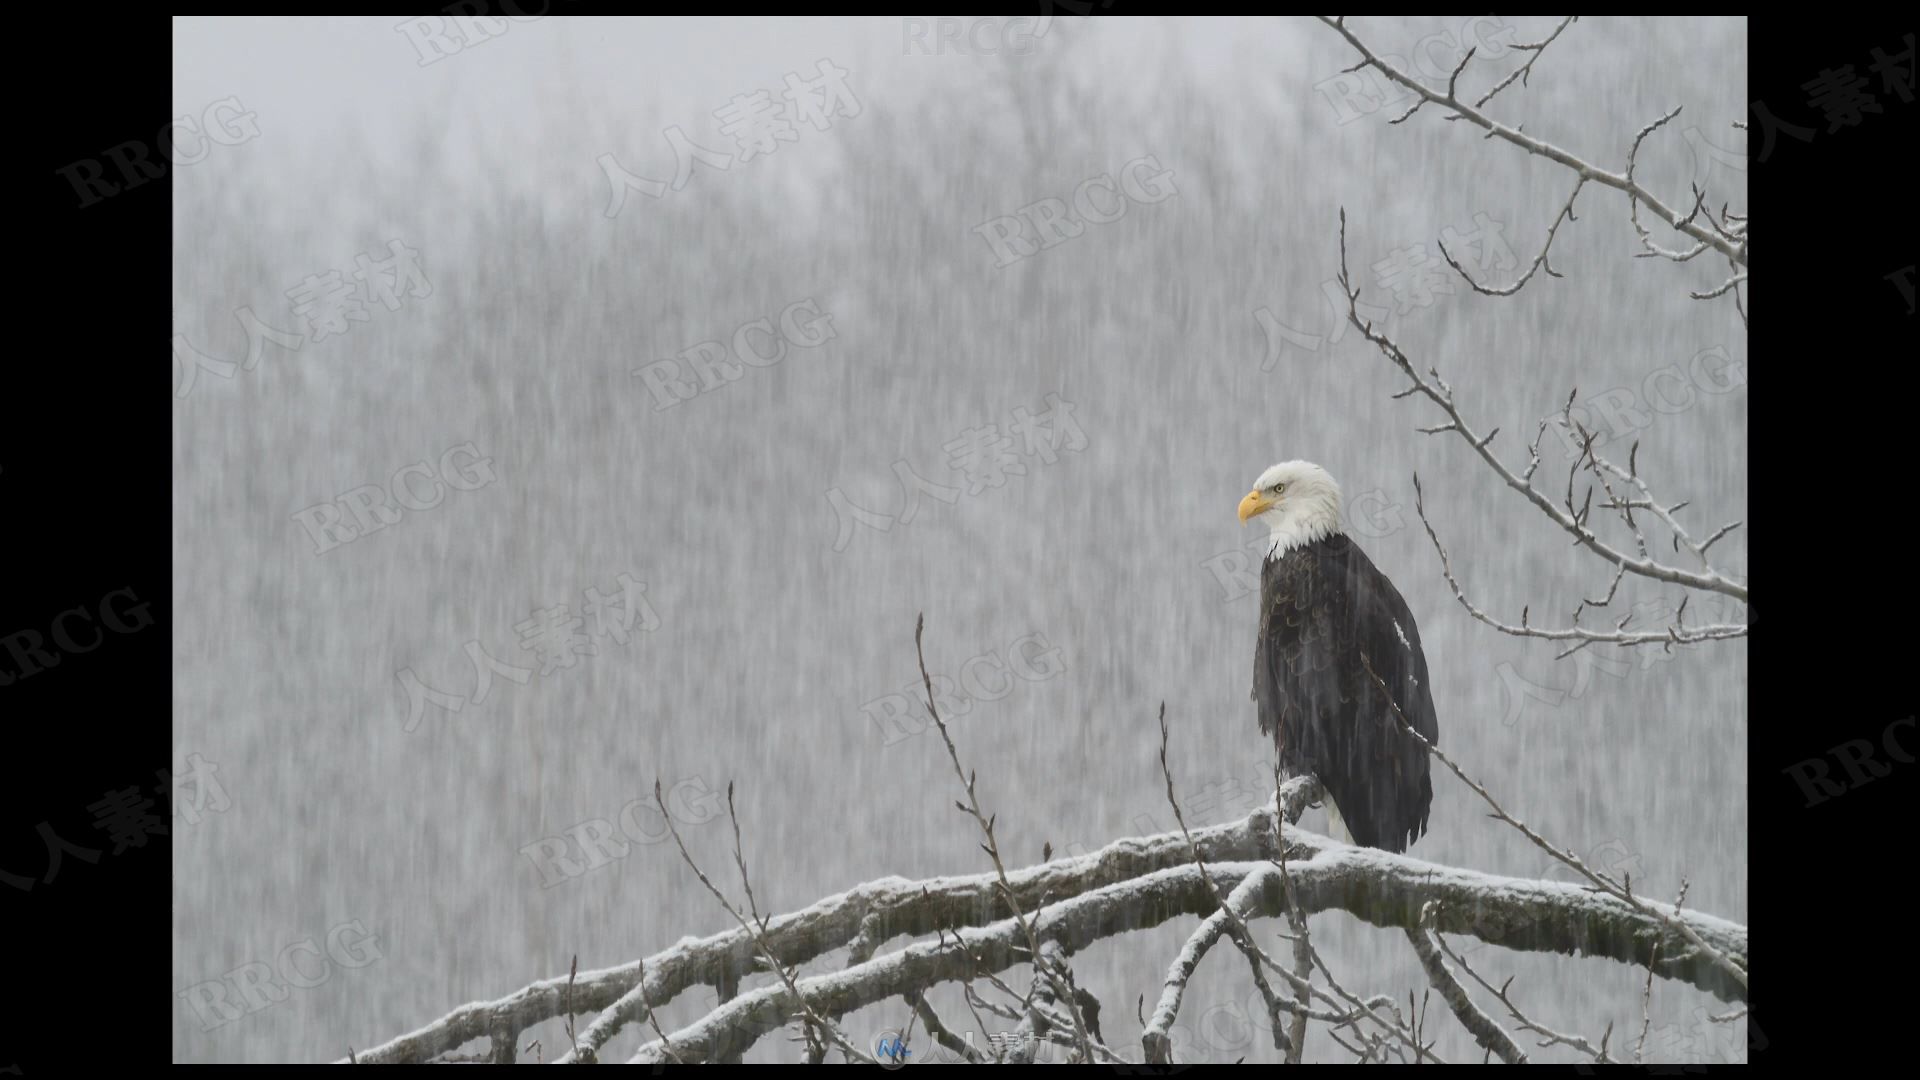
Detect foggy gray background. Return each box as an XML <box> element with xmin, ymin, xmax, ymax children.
<box><xmin>171</xmin><ymin>15</ymin><xmax>1748</xmax><ymax>1064</ymax></box>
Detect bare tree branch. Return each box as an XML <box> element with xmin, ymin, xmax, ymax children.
<box><xmin>1271</xmin><ymin>757</ymin><xmax>1314</xmax><ymax>1063</ymax></box>
<box><xmin>652</xmin><ymin>777</ymin><xmax>876</xmax><ymax>1064</ymax></box>
<box><xmin>1334</xmin><ymin>211</ymin><xmax>1749</xmax><ymax>604</ymax></box>
<box><xmin>1442</xmin><ymin>177</ymin><xmax>1586</xmax><ymax>296</ymax></box>
<box><xmin>913</xmin><ymin>613</ymin><xmax>1096</xmax><ymax>1063</ymax></box>
<box><xmin>1406</xmin><ymin>903</ymin><xmax>1526</xmax><ymax>1064</ymax></box>
<box><xmin>1432</xmin><ymin>928</ymin><xmax>1619</xmax><ymax>1063</ymax></box>
<box><xmin>1475</xmin><ymin>16</ymin><xmax>1579</xmax><ymax>108</ymax></box>
<box><xmin>1317</xmin><ymin>17</ymin><xmax>1747</xmax><ymax>268</ymax></box>
<box><xmin>1412</xmin><ymin>472</ymin><xmax>1747</xmax><ymax>648</ymax></box>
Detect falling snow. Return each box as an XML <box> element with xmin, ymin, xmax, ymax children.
<box><xmin>172</xmin><ymin>16</ymin><xmax>1747</xmax><ymax>1064</ymax></box>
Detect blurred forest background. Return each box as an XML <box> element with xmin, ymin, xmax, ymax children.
<box><xmin>172</xmin><ymin>15</ymin><xmax>1747</xmax><ymax>1063</ymax></box>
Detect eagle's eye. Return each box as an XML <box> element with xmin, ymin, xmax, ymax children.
<box><xmin>1271</xmin><ymin>483</ymin><xmax>1286</xmax><ymax>494</ymax></box>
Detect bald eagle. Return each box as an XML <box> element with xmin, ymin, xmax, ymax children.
<box><xmin>1238</xmin><ymin>461</ymin><xmax>1437</xmax><ymax>852</ymax></box>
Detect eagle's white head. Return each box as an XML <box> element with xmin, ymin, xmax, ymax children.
<box><xmin>1238</xmin><ymin>460</ymin><xmax>1344</xmax><ymax>558</ymax></box>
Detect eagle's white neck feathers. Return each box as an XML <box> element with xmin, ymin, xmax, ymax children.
<box><xmin>1251</xmin><ymin>460</ymin><xmax>1344</xmax><ymax>559</ymax></box>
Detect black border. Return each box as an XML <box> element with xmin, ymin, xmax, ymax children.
<box><xmin>11</xmin><ymin>13</ymin><xmax>174</xmax><ymax>1071</ymax></box>
<box><xmin>1745</xmin><ymin>13</ymin><xmax>1915</xmax><ymax>1070</ymax></box>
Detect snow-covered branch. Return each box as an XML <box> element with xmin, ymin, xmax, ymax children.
<box><xmin>336</xmin><ymin>791</ymin><xmax>1309</xmax><ymax>1065</ymax></box>
<box><xmin>617</xmin><ymin>844</ymin><xmax>1743</xmax><ymax>1064</ymax></box>
<box><xmin>336</xmin><ymin>789</ymin><xmax>1745</xmax><ymax>1064</ymax></box>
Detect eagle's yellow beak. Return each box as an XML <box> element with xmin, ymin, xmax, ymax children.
<box><xmin>1238</xmin><ymin>489</ymin><xmax>1274</xmax><ymax>525</ymax></box>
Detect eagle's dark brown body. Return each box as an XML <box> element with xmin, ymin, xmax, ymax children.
<box><xmin>1253</xmin><ymin>532</ymin><xmax>1438</xmax><ymax>852</ymax></box>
